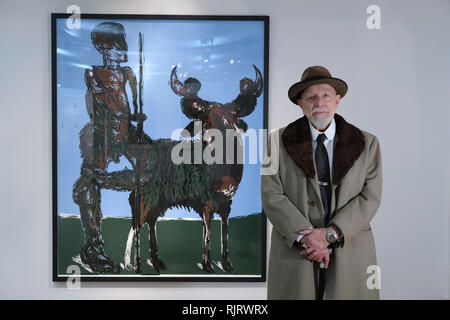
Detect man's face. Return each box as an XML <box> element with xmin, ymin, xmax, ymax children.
<box><xmin>106</xmin><ymin>45</ymin><xmax>128</xmax><ymax>63</ymax></box>
<box><xmin>297</xmin><ymin>83</ymin><xmax>341</xmax><ymax>130</ymax></box>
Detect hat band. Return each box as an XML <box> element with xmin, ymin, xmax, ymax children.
<box><xmin>301</xmin><ymin>75</ymin><xmax>332</xmax><ymax>83</ymax></box>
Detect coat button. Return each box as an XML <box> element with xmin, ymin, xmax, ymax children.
<box><xmin>308</xmin><ymin>201</ymin><xmax>315</xmax><ymax>207</ymax></box>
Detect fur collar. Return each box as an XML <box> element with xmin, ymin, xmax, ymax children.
<box><xmin>281</xmin><ymin>113</ymin><xmax>366</xmax><ymax>185</ymax></box>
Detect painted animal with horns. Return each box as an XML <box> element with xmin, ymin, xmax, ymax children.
<box><xmin>104</xmin><ymin>65</ymin><xmax>263</xmax><ymax>274</ymax></box>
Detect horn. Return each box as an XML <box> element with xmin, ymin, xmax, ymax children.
<box><xmin>170</xmin><ymin>66</ymin><xmax>183</xmax><ymax>95</ymax></box>
<box><xmin>253</xmin><ymin>65</ymin><xmax>264</xmax><ymax>97</ymax></box>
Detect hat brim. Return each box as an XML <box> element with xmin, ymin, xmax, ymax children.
<box><xmin>288</xmin><ymin>77</ymin><xmax>348</xmax><ymax>104</ymax></box>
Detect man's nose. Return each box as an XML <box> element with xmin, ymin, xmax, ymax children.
<box><xmin>317</xmin><ymin>96</ymin><xmax>327</xmax><ymax>107</ymax></box>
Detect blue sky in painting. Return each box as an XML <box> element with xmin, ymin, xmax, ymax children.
<box><xmin>56</xmin><ymin>17</ymin><xmax>265</xmax><ymax>218</ymax></box>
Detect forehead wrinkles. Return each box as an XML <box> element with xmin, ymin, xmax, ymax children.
<box><xmin>303</xmin><ymin>84</ymin><xmax>336</xmax><ymax>97</ymax></box>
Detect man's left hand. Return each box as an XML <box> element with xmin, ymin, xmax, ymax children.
<box><xmin>300</xmin><ymin>246</ymin><xmax>331</xmax><ymax>269</ymax></box>
<box><xmin>299</xmin><ymin>228</ymin><xmax>328</xmax><ymax>251</ymax></box>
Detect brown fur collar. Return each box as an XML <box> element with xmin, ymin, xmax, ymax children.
<box><xmin>281</xmin><ymin>113</ymin><xmax>366</xmax><ymax>185</ymax></box>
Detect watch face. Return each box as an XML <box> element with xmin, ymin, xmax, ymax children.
<box><xmin>327</xmin><ymin>229</ymin><xmax>336</xmax><ymax>242</ymax></box>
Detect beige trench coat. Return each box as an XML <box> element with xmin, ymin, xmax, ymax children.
<box><xmin>261</xmin><ymin>114</ymin><xmax>382</xmax><ymax>300</ymax></box>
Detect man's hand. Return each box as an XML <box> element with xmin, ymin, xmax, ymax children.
<box><xmin>299</xmin><ymin>228</ymin><xmax>328</xmax><ymax>251</ymax></box>
<box><xmin>298</xmin><ymin>228</ymin><xmax>332</xmax><ymax>268</ymax></box>
<box><xmin>300</xmin><ymin>247</ymin><xmax>331</xmax><ymax>269</ymax></box>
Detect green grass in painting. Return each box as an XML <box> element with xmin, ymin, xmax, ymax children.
<box><xmin>57</xmin><ymin>214</ymin><xmax>262</xmax><ymax>277</ymax></box>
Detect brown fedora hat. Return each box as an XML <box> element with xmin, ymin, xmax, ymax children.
<box><xmin>288</xmin><ymin>66</ymin><xmax>348</xmax><ymax>104</ymax></box>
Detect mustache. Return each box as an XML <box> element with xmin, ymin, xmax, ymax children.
<box><xmin>311</xmin><ymin>107</ymin><xmax>328</xmax><ymax>114</ymax></box>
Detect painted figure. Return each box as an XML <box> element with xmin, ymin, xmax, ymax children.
<box><xmin>71</xmin><ymin>21</ymin><xmax>263</xmax><ymax>275</ymax></box>
<box><xmin>73</xmin><ymin>22</ymin><xmax>148</xmax><ymax>273</ymax></box>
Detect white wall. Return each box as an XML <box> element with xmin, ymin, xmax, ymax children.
<box><xmin>0</xmin><ymin>0</ymin><xmax>449</xmax><ymax>299</ymax></box>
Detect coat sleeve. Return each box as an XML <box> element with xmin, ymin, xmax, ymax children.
<box><xmin>330</xmin><ymin>135</ymin><xmax>382</xmax><ymax>247</ymax></box>
<box><xmin>261</xmin><ymin>129</ymin><xmax>313</xmax><ymax>248</ymax></box>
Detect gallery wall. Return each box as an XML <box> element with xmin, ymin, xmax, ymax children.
<box><xmin>0</xmin><ymin>0</ymin><xmax>449</xmax><ymax>299</ymax></box>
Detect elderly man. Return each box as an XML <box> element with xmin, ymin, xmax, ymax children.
<box><xmin>261</xmin><ymin>66</ymin><xmax>382</xmax><ymax>299</ymax></box>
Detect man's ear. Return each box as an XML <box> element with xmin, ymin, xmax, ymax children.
<box><xmin>335</xmin><ymin>94</ymin><xmax>341</xmax><ymax>106</ymax></box>
<box><xmin>296</xmin><ymin>99</ymin><xmax>303</xmax><ymax>110</ymax></box>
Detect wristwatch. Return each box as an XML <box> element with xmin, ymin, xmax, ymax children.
<box><xmin>326</xmin><ymin>227</ymin><xmax>338</xmax><ymax>243</ymax></box>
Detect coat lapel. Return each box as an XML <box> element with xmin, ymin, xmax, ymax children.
<box><xmin>332</xmin><ymin>114</ymin><xmax>366</xmax><ymax>185</ymax></box>
<box><xmin>281</xmin><ymin>114</ymin><xmax>366</xmax><ymax>219</ymax></box>
<box><xmin>281</xmin><ymin>116</ymin><xmax>316</xmax><ymax>178</ymax></box>
<box><xmin>281</xmin><ymin>116</ymin><xmax>321</xmax><ymax>209</ymax></box>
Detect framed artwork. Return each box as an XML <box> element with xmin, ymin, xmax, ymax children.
<box><xmin>52</xmin><ymin>13</ymin><xmax>268</xmax><ymax>281</ymax></box>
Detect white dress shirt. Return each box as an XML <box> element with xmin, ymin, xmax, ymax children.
<box><xmin>296</xmin><ymin>118</ymin><xmax>336</xmax><ymax>243</ymax></box>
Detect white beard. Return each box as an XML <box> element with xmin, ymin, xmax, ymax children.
<box><xmin>309</xmin><ymin>114</ymin><xmax>333</xmax><ymax>131</ymax></box>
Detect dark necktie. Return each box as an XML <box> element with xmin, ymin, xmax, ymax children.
<box><xmin>315</xmin><ymin>134</ymin><xmax>331</xmax><ymax>225</ymax></box>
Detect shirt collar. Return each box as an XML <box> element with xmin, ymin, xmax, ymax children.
<box><xmin>309</xmin><ymin>118</ymin><xmax>336</xmax><ymax>142</ymax></box>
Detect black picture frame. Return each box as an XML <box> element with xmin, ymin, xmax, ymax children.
<box><xmin>52</xmin><ymin>13</ymin><xmax>269</xmax><ymax>282</ymax></box>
